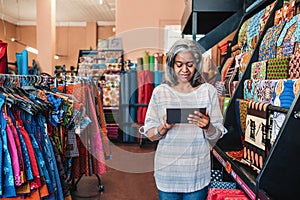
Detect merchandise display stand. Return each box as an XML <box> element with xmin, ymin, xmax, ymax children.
<box><xmin>192</xmin><ymin>0</ymin><xmax>300</xmax><ymax>199</ymax></box>
<box><xmin>54</xmin><ymin>67</ymin><xmax>105</xmax><ymax>193</ymax></box>
<box><xmin>77</xmin><ymin>49</ymin><xmax>124</xmax><ymax>142</ymax></box>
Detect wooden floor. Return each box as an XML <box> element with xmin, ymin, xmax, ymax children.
<box><xmin>71</xmin><ymin>143</ymin><xmax>158</xmax><ymax>200</ymax></box>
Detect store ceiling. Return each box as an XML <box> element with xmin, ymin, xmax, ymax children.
<box><xmin>0</xmin><ymin>0</ymin><xmax>116</xmax><ymax>25</ymax></box>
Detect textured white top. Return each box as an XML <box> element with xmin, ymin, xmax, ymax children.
<box><xmin>142</xmin><ymin>83</ymin><xmax>227</xmax><ymax>192</ymax></box>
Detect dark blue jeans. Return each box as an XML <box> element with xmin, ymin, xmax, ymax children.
<box><xmin>158</xmin><ymin>186</ymin><xmax>208</xmax><ymax>200</ymax></box>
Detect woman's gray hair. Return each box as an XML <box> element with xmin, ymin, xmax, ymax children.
<box><xmin>165</xmin><ymin>39</ymin><xmax>203</xmax><ymax>87</ymax></box>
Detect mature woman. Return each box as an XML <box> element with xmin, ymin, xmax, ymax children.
<box><xmin>141</xmin><ymin>39</ymin><xmax>227</xmax><ymax>200</ymax></box>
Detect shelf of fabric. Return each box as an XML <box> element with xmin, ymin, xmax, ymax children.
<box><xmin>212</xmin><ymin>146</ymin><xmax>257</xmax><ymax>200</ymax></box>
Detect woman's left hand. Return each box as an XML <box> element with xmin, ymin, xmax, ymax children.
<box><xmin>187</xmin><ymin>110</ymin><xmax>210</xmax><ymax>129</ymax></box>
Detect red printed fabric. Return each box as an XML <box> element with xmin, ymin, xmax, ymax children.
<box><xmin>207</xmin><ymin>188</ymin><xmax>249</xmax><ymax>200</ymax></box>
<box><xmin>137</xmin><ymin>71</ymin><xmax>154</xmax><ymax>124</ymax></box>
<box><xmin>288</xmin><ymin>53</ymin><xmax>300</xmax><ymax>79</ymax></box>
<box><xmin>0</xmin><ymin>41</ymin><xmax>8</xmax><ymax>74</ymax></box>
<box><xmin>71</xmin><ymin>84</ymin><xmax>106</xmax><ymax>178</ymax></box>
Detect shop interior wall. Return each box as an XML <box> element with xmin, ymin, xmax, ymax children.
<box><xmin>116</xmin><ymin>0</ymin><xmax>185</xmax><ymax>61</ymax></box>
<box><xmin>0</xmin><ymin>21</ymin><xmax>115</xmax><ymax>73</ymax></box>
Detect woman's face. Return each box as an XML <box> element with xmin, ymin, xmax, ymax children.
<box><xmin>173</xmin><ymin>51</ymin><xmax>196</xmax><ymax>84</ymax></box>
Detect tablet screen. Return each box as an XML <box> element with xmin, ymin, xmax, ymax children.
<box><xmin>166</xmin><ymin>108</ymin><xmax>206</xmax><ymax>124</ymax></box>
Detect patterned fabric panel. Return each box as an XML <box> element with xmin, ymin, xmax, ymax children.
<box><xmin>258</xmin><ymin>22</ymin><xmax>285</xmax><ymax>61</ymax></box>
<box><xmin>257</xmin><ymin>80</ymin><xmax>276</xmax><ymax>104</ymax></box>
<box><xmin>247</xmin><ymin>8</ymin><xmax>266</xmax><ymax>51</ymax></box>
<box><xmin>276</xmin><ymin>14</ymin><xmax>300</xmax><ymax>58</ymax></box>
<box><xmin>224</xmin><ymin>67</ymin><xmax>238</xmax><ymax>97</ymax></box>
<box><xmin>294</xmin><ymin>42</ymin><xmax>300</xmax><ymax>54</ymax></box>
<box><xmin>105</xmin><ymin>74</ymin><xmax>120</xmax><ymax>88</ymax></box>
<box><xmin>289</xmin><ymin>53</ymin><xmax>300</xmax><ymax>79</ymax></box>
<box><xmin>211</xmin><ymin>170</ymin><xmax>222</xmax><ymax>182</ymax></box>
<box><xmin>251</xmin><ymin>60</ymin><xmax>267</xmax><ymax>80</ymax></box>
<box><xmin>235</xmin><ymin>51</ymin><xmax>252</xmax><ymax>80</ymax></box>
<box><xmin>207</xmin><ymin>188</ymin><xmax>249</xmax><ymax>200</ymax></box>
<box><xmin>221</xmin><ymin>57</ymin><xmax>235</xmax><ymax>81</ymax></box>
<box><xmin>244</xmin><ymin>142</ymin><xmax>266</xmax><ymax>171</ymax></box>
<box><xmin>209</xmin><ymin>182</ymin><xmax>236</xmax><ymax>189</ymax></box>
<box><xmin>266</xmin><ymin>56</ymin><xmax>291</xmax><ymax>79</ymax></box>
<box><xmin>271</xmin><ymin>112</ymin><xmax>286</xmax><ymax>145</ymax></box>
<box><xmin>272</xmin><ymin>79</ymin><xmax>299</xmax><ymax>108</ymax></box>
<box><xmin>238</xmin><ymin>99</ymin><xmax>249</xmax><ymax>136</ymax></box>
<box><xmin>245</xmin><ymin>101</ymin><xmax>269</xmax><ymax>151</ymax></box>
<box><xmin>102</xmin><ymin>87</ymin><xmax>119</xmax><ymax>106</ymax></box>
<box><xmin>244</xmin><ymin>79</ymin><xmax>259</xmax><ymax>102</ymax></box>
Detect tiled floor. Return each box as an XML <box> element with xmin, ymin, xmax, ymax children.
<box><xmin>71</xmin><ymin>143</ymin><xmax>158</xmax><ymax>200</ymax></box>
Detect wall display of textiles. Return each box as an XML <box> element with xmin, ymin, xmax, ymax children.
<box><xmin>77</xmin><ymin>49</ymin><xmax>123</xmax><ymax>78</ymax></box>
<box><xmin>212</xmin><ymin>0</ymin><xmax>300</xmax><ymax>199</ymax></box>
<box><xmin>117</xmin><ymin>52</ymin><xmax>165</xmax><ymax>144</ymax></box>
<box><xmin>214</xmin><ymin>0</ymin><xmax>276</xmax><ymax>106</ymax></box>
<box><xmin>209</xmin><ymin>0</ymin><xmax>300</xmax><ymax>199</ymax></box>
<box><xmin>76</xmin><ymin>49</ymin><xmax>123</xmax><ymax>142</ymax></box>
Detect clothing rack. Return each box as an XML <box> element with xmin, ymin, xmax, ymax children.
<box><xmin>54</xmin><ymin>68</ymin><xmax>106</xmax><ymax>193</ymax></box>
<box><xmin>0</xmin><ymin>74</ymin><xmax>73</xmax><ymax>199</ymax></box>
<box><xmin>0</xmin><ymin>73</ymin><xmax>53</xmax><ymax>87</ymax></box>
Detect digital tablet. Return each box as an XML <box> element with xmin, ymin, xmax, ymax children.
<box><xmin>166</xmin><ymin>108</ymin><xmax>206</xmax><ymax>124</ymax></box>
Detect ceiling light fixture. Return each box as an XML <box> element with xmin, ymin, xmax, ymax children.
<box><xmin>99</xmin><ymin>0</ymin><xmax>104</xmax><ymax>5</ymax></box>
<box><xmin>10</xmin><ymin>38</ymin><xmax>39</xmax><ymax>54</ymax></box>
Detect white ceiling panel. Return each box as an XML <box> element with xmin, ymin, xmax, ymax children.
<box><xmin>0</xmin><ymin>0</ymin><xmax>115</xmax><ymax>24</ymax></box>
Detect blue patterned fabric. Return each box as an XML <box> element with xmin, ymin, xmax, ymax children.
<box><xmin>273</xmin><ymin>79</ymin><xmax>296</xmax><ymax>108</ymax></box>
<box><xmin>209</xmin><ymin>181</ymin><xmax>236</xmax><ymax>189</ymax></box>
<box><xmin>0</xmin><ymin>94</ymin><xmax>3</xmax><ymax>196</ymax></box>
<box><xmin>210</xmin><ymin>170</ymin><xmax>222</xmax><ymax>182</ymax></box>
<box><xmin>37</xmin><ymin>113</ymin><xmax>63</xmax><ymax>200</ymax></box>
<box><xmin>21</xmin><ymin>112</ymin><xmax>53</xmax><ymax>195</ymax></box>
<box><xmin>0</xmin><ymin>96</ymin><xmax>16</xmax><ymax>198</ymax></box>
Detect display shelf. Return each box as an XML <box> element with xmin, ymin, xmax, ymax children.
<box><xmin>256</xmin><ymin>92</ymin><xmax>300</xmax><ymax>199</ymax></box>
<box><xmin>212</xmin><ymin>146</ymin><xmax>270</xmax><ymax>200</ymax></box>
<box><xmin>196</xmin><ymin>0</ymin><xmax>300</xmax><ymax>199</ymax></box>
<box><xmin>217</xmin><ymin>0</ymin><xmax>281</xmax><ymax>152</ymax></box>
<box><xmin>187</xmin><ymin>5</ymin><xmax>300</xmax><ymax>198</ymax></box>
